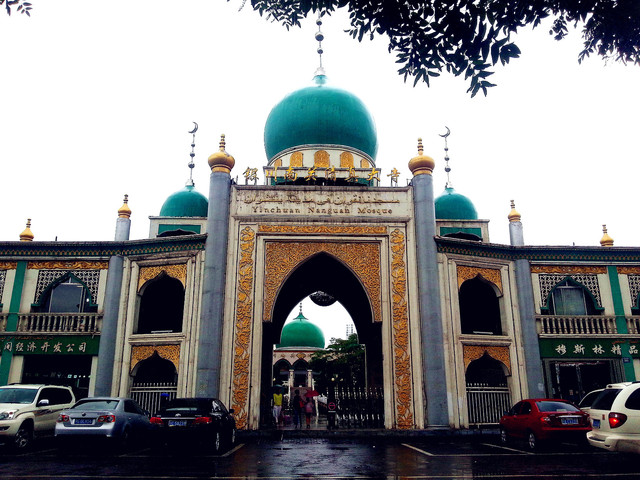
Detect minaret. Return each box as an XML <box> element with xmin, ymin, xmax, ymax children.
<box><xmin>507</xmin><ymin>200</ymin><xmax>545</xmax><ymax>397</ymax></box>
<box><xmin>408</xmin><ymin>137</ymin><xmax>448</xmax><ymax>427</ymax></box>
<box><xmin>95</xmin><ymin>195</ymin><xmax>131</xmax><ymax>396</ymax></box>
<box><xmin>195</xmin><ymin>134</ymin><xmax>235</xmax><ymax>397</ymax></box>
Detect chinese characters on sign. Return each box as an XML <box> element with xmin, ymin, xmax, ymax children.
<box><xmin>0</xmin><ymin>336</ymin><xmax>98</xmax><ymax>355</ymax></box>
<box><xmin>549</xmin><ymin>339</ymin><xmax>638</xmax><ymax>358</ymax></box>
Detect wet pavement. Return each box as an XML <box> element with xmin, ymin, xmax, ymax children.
<box><xmin>0</xmin><ymin>432</ymin><xmax>638</xmax><ymax>479</ymax></box>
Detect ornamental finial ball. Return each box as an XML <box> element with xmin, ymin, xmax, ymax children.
<box><xmin>118</xmin><ymin>194</ymin><xmax>132</xmax><ymax>219</ymax></box>
<box><xmin>408</xmin><ymin>138</ymin><xmax>435</xmax><ymax>176</ymax></box>
<box><xmin>19</xmin><ymin>219</ymin><xmax>34</xmax><ymax>242</ymax></box>
<box><xmin>600</xmin><ymin>224</ymin><xmax>614</xmax><ymax>247</ymax></box>
<box><xmin>208</xmin><ymin>134</ymin><xmax>235</xmax><ymax>174</ymax></box>
<box><xmin>508</xmin><ymin>200</ymin><xmax>521</xmax><ymax>223</ymax></box>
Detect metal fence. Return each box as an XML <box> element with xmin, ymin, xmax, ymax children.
<box><xmin>466</xmin><ymin>383</ymin><xmax>511</xmax><ymax>425</ymax></box>
<box><xmin>129</xmin><ymin>382</ymin><xmax>177</xmax><ymax>415</ymax></box>
<box><xmin>329</xmin><ymin>386</ymin><xmax>385</xmax><ymax>429</ymax></box>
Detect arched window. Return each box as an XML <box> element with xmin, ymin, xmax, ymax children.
<box><xmin>35</xmin><ymin>276</ymin><xmax>97</xmax><ymax>313</ymax></box>
<box><xmin>548</xmin><ymin>279</ymin><xmax>599</xmax><ymax>315</ymax></box>
<box><xmin>292</xmin><ymin>359</ymin><xmax>310</xmax><ymax>387</ymax></box>
<box><xmin>136</xmin><ymin>274</ymin><xmax>184</xmax><ymax>334</ymax></box>
<box><xmin>131</xmin><ymin>352</ymin><xmax>177</xmax><ymax>384</ymax></box>
<box><xmin>459</xmin><ymin>277</ymin><xmax>502</xmax><ymax>335</ymax></box>
<box><xmin>273</xmin><ymin>359</ymin><xmax>291</xmax><ymax>386</ymax></box>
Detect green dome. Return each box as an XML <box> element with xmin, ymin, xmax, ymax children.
<box><xmin>159</xmin><ymin>185</ymin><xmax>208</xmax><ymax>217</ymax></box>
<box><xmin>277</xmin><ymin>311</ymin><xmax>325</xmax><ymax>349</ymax></box>
<box><xmin>264</xmin><ymin>75</ymin><xmax>378</xmax><ymax>161</ymax></box>
<box><xmin>435</xmin><ymin>187</ymin><xmax>478</xmax><ymax>220</ymax></box>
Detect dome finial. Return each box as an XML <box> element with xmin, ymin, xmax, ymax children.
<box><xmin>508</xmin><ymin>200</ymin><xmax>521</xmax><ymax>223</ymax></box>
<box><xmin>600</xmin><ymin>224</ymin><xmax>614</xmax><ymax>247</ymax></box>
<box><xmin>118</xmin><ymin>194</ymin><xmax>132</xmax><ymax>219</ymax></box>
<box><xmin>19</xmin><ymin>218</ymin><xmax>34</xmax><ymax>242</ymax></box>
<box><xmin>408</xmin><ymin>137</ymin><xmax>435</xmax><ymax>176</ymax></box>
<box><xmin>186</xmin><ymin>122</ymin><xmax>198</xmax><ymax>187</ymax></box>
<box><xmin>207</xmin><ymin>134</ymin><xmax>235</xmax><ymax>174</ymax></box>
<box><xmin>314</xmin><ymin>12</ymin><xmax>326</xmax><ymax>77</ymax></box>
<box><xmin>439</xmin><ymin>126</ymin><xmax>452</xmax><ymax>187</ymax></box>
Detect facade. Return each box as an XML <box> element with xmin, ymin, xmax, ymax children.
<box><xmin>2</xmin><ymin>70</ymin><xmax>639</xmax><ymax>431</ymax></box>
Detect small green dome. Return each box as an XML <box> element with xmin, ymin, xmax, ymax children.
<box><xmin>264</xmin><ymin>75</ymin><xmax>378</xmax><ymax>161</ymax></box>
<box><xmin>277</xmin><ymin>311</ymin><xmax>325</xmax><ymax>349</ymax></box>
<box><xmin>435</xmin><ymin>187</ymin><xmax>478</xmax><ymax>220</ymax></box>
<box><xmin>159</xmin><ymin>185</ymin><xmax>208</xmax><ymax>217</ymax></box>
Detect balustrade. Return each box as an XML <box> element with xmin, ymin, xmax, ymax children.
<box><xmin>536</xmin><ymin>315</ymin><xmax>618</xmax><ymax>335</ymax></box>
<box><xmin>15</xmin><ymin>313</ymin><xmax>102</xmax><ymax>333</ymax></box>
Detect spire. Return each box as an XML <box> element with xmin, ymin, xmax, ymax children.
<box><xmin>314</xmin><ymin>13</ymin><xmax>326</xmax><ymax>77</ymax></box>
<box><xmin>118</xmin><ymin>194</ymin><xmax>132</xmax><ymax>219</ymax></box>
<box><xmin>19</xmin><ymin>219</ymin><xmax>34</xmax><ymax>242</ymax></box>
<box><xmin>207</xmin><ymin>134</ymin><xmax>235</xmax><ymax>174</ymax></box>
<box><xmin>439</xmin><ymin>126</ymin><xmax>452</xmax><ymax>188</ymax></box>
<box><xmin>186</xmin><ymin>122</ymin><xmax>198</xmax><ymax>187</ymax></box>
<box><xmin>600</xmin><ymin>224</ymin><xmax>614</xmax><ymax>247</ymax></box>
<box><xmin>508</xmin><ymin>200</ymin><xmax>521</xmax><ymax>223</ymax></box>
<box><xmin>408</xmin><ymin>137</ymin><xmax>435</xmax><ymax>177</ymax></box>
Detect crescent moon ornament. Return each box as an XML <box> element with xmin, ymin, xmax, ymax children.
<box><xmin>188</xmin><ymin>122</ymin><xmax>198</xmax><ymax>134</ymax></box>
<box><xmin>439</xmin><ymin>126</ymin><xmax>450</xmax><ymax>138</ymax></box>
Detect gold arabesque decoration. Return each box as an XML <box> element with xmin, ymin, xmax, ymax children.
<box><xmin>290</xmin><ymin>152</ymin><xmax>303</xmax><ymax>168</ymax></box>
<box><xmin>314</xmin><ymin>150</ymin><xmax>330</xmax><ymax>168</ymax></box>
<box><xmin>263</xmin><ymin>242</ymin><xmax>382</xmax><ymax>323</ymax></box>
<box><xmin>231</xmin><ymin>227</ymin><xmax>256</xmax><ymax>430</ymax></box>
<box><xmin>618</xmin><ymin>267</ymin><xmax>640</xmax><ymax>275</ymax></box>
<box><xmin>130</xmin><ymin>344</ymin><xmax>180</xmax><ymax>373</ymax></box>
<box><xmin>531</xmin><ymin>265</ymin><xmax>606</xmax><ymax>274</ymax></box>
<box><xmin>463</xmin><ymin>345</ymin><xmax>511</xmax><ymax>374</ymax></box>
<box><xmin>0</xmin><ymin>262</ymin><xmax>18</xmax><ymax>270</ymax></box>
<box><xmin>138</xmin><ymin>264</ymin><xmax>187</xmax><ymax>291</ymax></box>
<box><xmin>457</xmin><ymin>266</ymin><xmax>502</xmax><ymax>292</ymax></box>
<box><xmin>390</xmin><ymin>229</ymin><xmax>414</xmax><ymax>429</ymax></box>
<box><xmin>340</xmin><ymin>152</ymin><xmax>354</xmax><ymax>168</ymax></box>
<box><xmin>258</xmin><ymin>225</ymin><xmax>386</xmax><ymax>235</ymax></box>
<box><xmin>28</xmin><ymin>261</ymin><xmax>108</xmax><ymax>270</ymax></box>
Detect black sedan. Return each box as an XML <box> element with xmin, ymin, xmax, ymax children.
<box><xmin>150</xmin><ymin>398</ymin><xmax>235</xmax><ymax>453</ymax></box>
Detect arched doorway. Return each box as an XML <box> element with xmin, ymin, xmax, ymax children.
<box><xmin>129</xmin><ymin>350</ymin><xmax>178</xmax><ymax>415</ymax></box>
<box><xmin>465</xmin><ymin>352</ymin><xmax>511</xmax><ymax>425</ymax></box>
<box><xmin>260</xmin><ymin>252</ymin><xmax>383</xmax><ymax>429</ymax></box>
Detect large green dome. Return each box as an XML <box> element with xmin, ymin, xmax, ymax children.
<box><xmin>277</xmin><ymin>311</ymin><xmax>325</xmax><ymax>349</ymax></box>
<box><xmin>435</xmin><ymin>187</ymin><xmax>478</xmax><ymax>220</ymax></box>
<box><xmin>159</xmin><ymin>185</ymin><xmax>208</xmax><ymax>217</ymax></box>
<box><xmin>264</xmin><ymin>75</ymin><xmax>378</xmax><ymax>161</ymax></box>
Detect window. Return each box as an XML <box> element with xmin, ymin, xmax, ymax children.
<box><xmin>37</xmin><ymin>277</ymin><xmax>96</xmax><ymax>313</ymax></box>
<box><xmin>459</xmin><ymin>277</ymin><xmax>502</xmax><ymax>335</ymax></box>
<box><xmin>549</xmin><ymin>280</ymin><xmax>598</xmax><ymax>315</ymax></box>
<box><xmin>625</xmin><ymin>389</ymin><xmax>640</xmax><ymax>410</ymax></box>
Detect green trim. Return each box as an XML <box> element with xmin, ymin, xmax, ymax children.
<box><xmin>439</xmin><ymin>227</ymin><xmax>482</xmax><ymax>238</ymax></box>
<box><xmin>0</xmin><ymin>335</ymin><xmax>100</xmax><ymax>355</ymax></box>
<box><xmin>158</xmin><ymin>224</ymin><xmax>201</xmax><ymax>235</ymax></box>
<box><xmin>539</xmin><ymin>338</ymin><xmax>640</xmax><ymax>359</ymax></box>
<box><xmin>539</xmin><ymin>276</ymin><xmax>604</xmax><ymax>314</ymax></box>
<box><xmin>30</xmin><ymin>271</ymin><xmax>98</xmax><ymax>309</ymax></box>
<box><xmin>0</xmin><ymin>261</ymin><xmax>27</xmax><ymax>384</ymax></box>
<box><xmin>608</xmin><ymin>266</ymin><xmax>635</xmax><ymax>380</ymax></box>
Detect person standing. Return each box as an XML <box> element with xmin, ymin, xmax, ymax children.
<box><xmin>272</xmin><ymin>389</ymin><xmax>283</xmax><ymax>426</ymax></box>
<box><xmin>292</xmin><ymin>389</ymin><xmax>303</xmax><ymax>429</ymax></box>
<box><xmin>304</xmin><ymin>397</ymin><xmax>314</xmax><ymax>429</ymax></box>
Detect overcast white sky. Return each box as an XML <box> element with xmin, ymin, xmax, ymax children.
<box><xmin>2</xmin><ymin>1</ymin><xmax>639</xmax><ymax>343</ymax></box>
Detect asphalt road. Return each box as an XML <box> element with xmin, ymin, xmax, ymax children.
<box><xmin>0</xmin><ymin>434</ymin><xmax>637</xmax><ymax>479</ymax></box>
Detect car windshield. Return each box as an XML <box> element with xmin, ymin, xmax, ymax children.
<box><xmin>0</xmin><ymin>388</ymin><xmax>38</xmax><ymax>404</ymax></box>
<box><xmin>72</xmin><ymin>399</ymin><xmax>120</xmax><ymax>411</ymax></box>
<box><xmin>591</xmin><ymin>389</ymin><xmax>621</xmax><ymax>410</ymax></box>
<box><xmin>162</xmin><ymin>398</ymin><xmax>214</xmax><ymax>416</ymax></box>
<box><xmin>536</xmin><ymin>401</ymin><xmax>579</xmax><ymax>413</ymax></box>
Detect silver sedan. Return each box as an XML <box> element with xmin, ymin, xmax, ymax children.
<box><xmin>55</xmin><ymin>397</ymin><xmax>151</xmax><ymax>448</ymax></box>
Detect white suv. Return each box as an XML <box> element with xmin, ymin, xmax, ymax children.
<box><xmin>587</xmin><ymin>382</ymin><xmax>640</xmax><ymax>453</ymax></box>
<box><xmin>0</xmin><ymin>384</ymin><xmax>75</xmax><ymax>449</ymax></box>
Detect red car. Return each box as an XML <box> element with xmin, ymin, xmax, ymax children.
<box><xmin>499</xmin><ymin>398</ymin><xmax>591</xmax><ymax>450</ymax></box>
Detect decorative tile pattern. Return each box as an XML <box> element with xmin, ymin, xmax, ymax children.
<box><xmin>463</xmin><ymin>345</ymin><xmax>511</xmax><ymax>374</ymax></box>
<box><xmin>457</xmin><ymin>265</ymin><xmax>502</xmax><ymax>293</ymax></box>
<box><xmin>0</xmin><ymin>270</ymin><xmax>6</xmax><ymax>303</ymax></box>
<box><xmin>34</xmin><ymin>269</ymin><xmax>102</xmax><ymax>305</ymax></box>
<box><xmin>629</xmin><ymin>275</ymin><xmax>640</xmax><ymax>307</ymax></box>
<box><xmin>539</xmin><ymin>274</ymin><xmax>602</xmax><ymax>308</ymax></box>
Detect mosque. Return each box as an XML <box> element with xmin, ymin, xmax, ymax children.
<box><xmin>1</xmin><ymin>21</ymin><xmax>640</xmax><ymax>431</ymax></box>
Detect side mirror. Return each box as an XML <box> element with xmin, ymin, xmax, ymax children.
<box><xmin>37</xmin><ymin>399</ymin><xmax>50</xmax><ymax>407</ymax></box>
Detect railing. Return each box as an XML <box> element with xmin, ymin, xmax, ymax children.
<box><xmin>0</xmin><ymin>313</ymin><xmax>7</xmax><ymax>332</ymax></box>
<box><xmin>536</xmin><ymin>315</ymin><xmax>618</xmax><ymax>335</ymax></box>
<box><xmin>15</xmin><ymin>313</ymin><xmax>102</xmax><ymax>333</ymax></box>
<box><xmin>627</xmin><ymin>317</ymin><xmax>640</xmax><ymax>334</ymax></box>
<box><xmin>129</xmin><ymin>382</ymin><xmax>177</xmax><ymax>415</ymax></box>
<box><xmin>466</xmin><ymin>383</ymin><xmax>511</xmax><ymax>425</ymax></box>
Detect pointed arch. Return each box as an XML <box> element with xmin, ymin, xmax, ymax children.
<box><xmin>31</xmin><ymin>272</ymin><xmax>97</xmax><ymax>312</ymax></box>
<box><xmin>459</xmin><ymin>275</ymin><xmax>502</xmax><ymax>335</ymax></box>
<box><xmin>136</xmin><ymin>272</ymin><xmax>185</xmax><ymax>334</ymax></box>
<box><xmin>542</xmin><ymin>276</ymin><xmax>603</xmax><ymax>315</ymax></box>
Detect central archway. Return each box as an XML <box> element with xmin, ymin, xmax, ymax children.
<box><xmin>261</xmin><ymin>252</ymin><xmax>383</xmax><ymax>428</ymax></box>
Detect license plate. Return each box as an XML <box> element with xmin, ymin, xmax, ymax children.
<box><xmin>593</xmin><ymin>419</ymin><xmax>600</xmax><ymax>428</ymax></box>
<box><xmin>561</xmin><ymin>417</ymin><xmax>579</xmax><ymax>425</ymax></box>
<box><xmin>74</xmin><ymin>418</ymin><xmax>93</xmax><ymax>425</ymax></box>
<box><xmin>168</xmin><ymin>420</ymin><xmax>187</xmax><ymax>427</ymax></box>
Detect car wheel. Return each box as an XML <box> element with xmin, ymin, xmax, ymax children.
<box><xmin>527</xmin><ymin>431</ymin><xmax>539</xmax><ymax>451</ymax></box>
<box><xmin>119</xmin><ymin>427</ymin><xmax>131</xmax><ymax>451</ymax></box>
<box><xmin>500</xmin><ymin>428</ymin><xmax>509</xmax><ymax>445</ymax></box>
<box><xmin>213</xmin><ymin>431</ymin><xmax>221</xmax><ymax>454</ymax></box>
<box><xmin>14</xmin><ymin>423</ymin><xmax>33</xmax><ymax>450</ymax></box>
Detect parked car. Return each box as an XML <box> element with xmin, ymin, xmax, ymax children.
<box><xmin>150</xmin><ymin>397</ymin><xmax>236</xmax><ymax>453</ymax></box>
<box><xmin>578</xmin><ymin>388</ymin><xmax>604</xmax><ymax>414</ymax></box>
<box><xmin>499</xmin><ymin>398</ymin><xmax>591</xmax><ymax>450</ymax></box>
<box><xmin>0</xmin><ymin>384</ymin><xmax>76</xmax><ymax>450</ymax></box>
<box><xmin>55</xmin><ymin>397</ymin><xmax>151</xmax><ymax>448</ymax></box>
<box><xmin>587</xmin><ymin>382</ymin><xmax>640</xmax><ymax>453</ymax></box>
